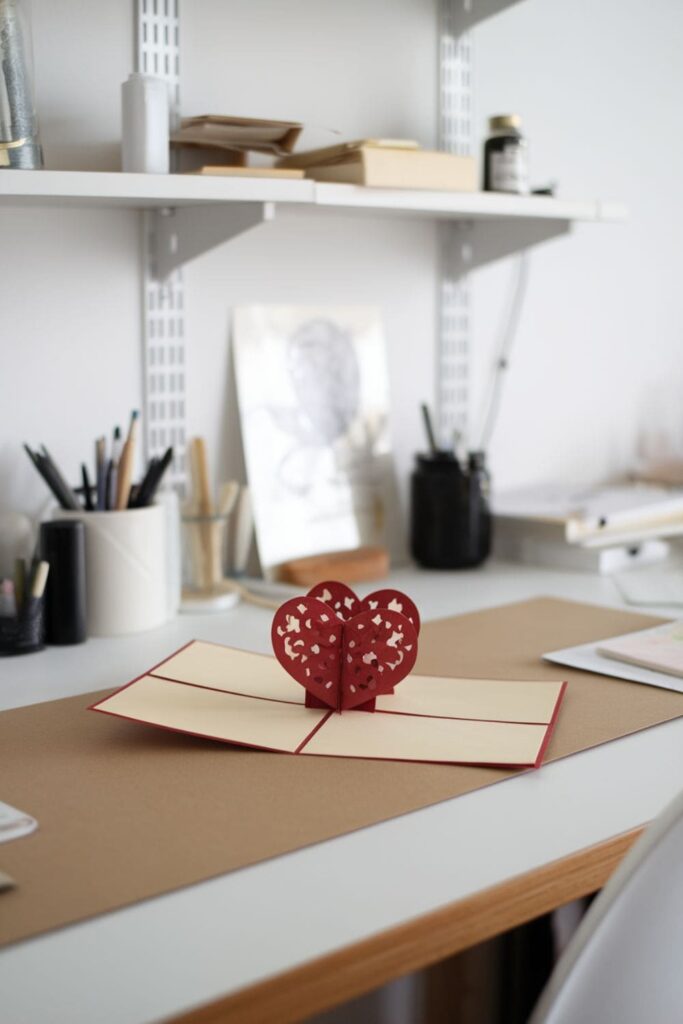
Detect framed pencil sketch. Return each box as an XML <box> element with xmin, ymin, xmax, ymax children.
<box><xmin>233</xmin><ymin>306</ymin><xmax>395</xmax><ymax>574</ymax></box>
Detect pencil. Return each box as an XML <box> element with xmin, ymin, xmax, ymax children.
<box><xmin>127</xmin><ymin>409</ymin><xmax>140</xmax><ymax>446</ymax></box>
<box><xmin>115</xmin><ymin>438</ymin><xmax>135</xmax><ymax>510</ymax></box>
<box><xmin>191</xmin><ymin>437</ymin><xmax>213</xmax><ymax>516</ymax></box>
<box><xmin>190</xmin><ymin>437</ymin><xmax>215</xmax><ymax>589</ymax></box>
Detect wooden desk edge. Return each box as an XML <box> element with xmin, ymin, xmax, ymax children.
<box><xmin>169</xmin><ymin>825</ymin><xmax>643</xmax><ymax>1024</ymax></box>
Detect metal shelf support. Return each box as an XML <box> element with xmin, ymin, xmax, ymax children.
<box><xmin>136</xmin><ymin>0</ymin><xmax>187</xmax><ymax>487</ymax></box>
<box><xmin>437</xmin><ymin>0</ymin><xmax>475</xmax><ymax>450</ymax></box>
<box><xmin>151</xmin><ymin>201</ymin><xmax>275</xmax><ymax>280</ymax></box>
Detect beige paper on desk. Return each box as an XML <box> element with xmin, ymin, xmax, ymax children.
<box><xmin>6</xmin><ymin>598</ymin><xmax>683</xmax><ymax>950</ymax></box>
<box><xmin>93</xmin><ymin>640</ymin><xmax>566</xmax><ymax>768</ymax></box>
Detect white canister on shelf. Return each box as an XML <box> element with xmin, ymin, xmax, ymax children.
<box><xmin>121</xmin><ymin>73</ymin><xmax>170</xmax><ymax>174</ymax></box>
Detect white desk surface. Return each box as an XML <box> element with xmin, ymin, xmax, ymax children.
<box><xmin>2</xmin><ymin>561</ymin><xmax>682</xmax><ymax>1024</ymax></box>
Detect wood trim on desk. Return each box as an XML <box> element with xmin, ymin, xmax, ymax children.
<box><xmin>169</xmin><ymin>826</ymin><xmax>643</xmax><ymax>1024</ymax></box>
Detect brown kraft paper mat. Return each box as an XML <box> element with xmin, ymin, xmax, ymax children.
<box><xmin>2</xmin><ymin>596</ymin><xmax>683</xmax><ymax>949</ymax></box>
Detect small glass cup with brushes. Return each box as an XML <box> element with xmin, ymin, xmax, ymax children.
<box><xmin>181</xmin><ymin>437</ymin><xmax>241</xmax><ymax>612</ymax></box>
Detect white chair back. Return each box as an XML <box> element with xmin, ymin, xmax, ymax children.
<box><xmin>531</xmin><ymin>789</ymin><xmax>683</xmax><ymax>1023</ymax></box>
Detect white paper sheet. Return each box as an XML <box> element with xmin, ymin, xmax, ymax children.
<box><xmin>0</xmin><ymin>800</ymin><xmax>38</xmax><ymax>844</ymax></box>
<box><xmin>233</xmin><ymin>306</ymin><xmax>395</xmax><ymax>570</ymax></box>
<box><xmin>544</xmin><ymin>626</ymin><xmax>683</xmax><ymax>694</ymax></box>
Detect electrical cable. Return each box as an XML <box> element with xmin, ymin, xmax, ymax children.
<box><xmin>478</xmin><ymin>251</ymin><xmax>531</xmax><ymax>452</ymax></box>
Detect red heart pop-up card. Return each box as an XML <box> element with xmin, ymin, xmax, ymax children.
<box><xmin>93</xmin><ymin>583</ymin><xmax>567</xmax><ymax>768</ymax></box>
<box><xmin>271</xmin><ymin>581</ymin><xmax>421</xmax><ymax>712</ymax></box>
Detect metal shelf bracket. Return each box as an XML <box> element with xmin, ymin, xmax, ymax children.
<box><xmin>151</xmin><ymin>201</ymin><xmax>275</xmax><ymax>280</ymax></box>
<box><xmin>437</xmin><ymin>0</ymin><xmax>475</xmax><ymax>448</ymax></box>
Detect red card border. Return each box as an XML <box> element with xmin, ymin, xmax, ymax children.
<box><xmin>89</xmin><ymin>642</ymin><xmax>568</xmax><ymax>770</ymax></box>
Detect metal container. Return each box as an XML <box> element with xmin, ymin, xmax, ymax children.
<box><xmin>0</xmin><ymin>0</ymin><xmax>43</xmax><ymax>168</ymax></box>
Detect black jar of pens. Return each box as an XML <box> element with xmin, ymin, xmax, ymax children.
<box><xmin>0</xmin><ymin>560</ymin><xmax>49</xmax><ymax>656</ymax></box>
<box><xmin>411</xmin><ymin>451</ymin><xmax>492</xmax><ymax>570</ymax></box>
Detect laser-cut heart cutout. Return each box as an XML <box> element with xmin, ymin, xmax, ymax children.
<box><xmin>271</xmin><ymin>585</ymin><xmax>420</xmax><ymax>712</ymax></box>
<box><xmin>307</xmin><ymin>581</ymin><xmax>421</xmax><ymax>633</ymax></box>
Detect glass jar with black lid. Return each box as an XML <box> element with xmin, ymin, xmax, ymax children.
<box><xmin>483</xmin><ymin>114</ymin><xmax>529</xmax><ymax>195</ymax></box>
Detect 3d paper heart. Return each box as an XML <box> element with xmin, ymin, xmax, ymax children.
<box><xmin>271</xmin><ymin>583</ymin><xmax>420</xmax><ymax>712</ymax></box>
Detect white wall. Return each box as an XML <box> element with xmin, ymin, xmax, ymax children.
<box><xmin>471</xmin><ymin>0</ymin><xmax>683</xmax><ymax>489</ymax></box>
<box><xmin>1</xmin><ymin>0</ymin><xmax>682</xmax><ymax>543</ymax></box>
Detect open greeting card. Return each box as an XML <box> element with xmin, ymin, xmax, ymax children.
<box><xmin>92</xmin><ymin>583</ymin><xmax>566</xmax><ymax>768</ymax></box>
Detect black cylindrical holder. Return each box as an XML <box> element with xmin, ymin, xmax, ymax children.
<box><xmin>0</xmin><ymin>598</ymin><xmax>45</xmax><ymax>655</ymax></box>
<box><xmin>40</xmin><ymin>519</ymin><xmax>87</xmax><ymax>645</ymax></box>
<box><xmin>410</xmin><ymin>452</ymin><xmax>492</xmax><ymax>569</ymax></box>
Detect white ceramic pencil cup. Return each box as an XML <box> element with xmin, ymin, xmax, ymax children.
<box><xmin>53</xmin><ymin>505</ymin><xmax>167</xmax><ymax>636</ymax></box>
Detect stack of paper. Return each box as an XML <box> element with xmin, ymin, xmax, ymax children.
<box><xmin>92</xmin><ymin>640</ymin><xmax>566</xmax><ymax>769</ymax></box>
<box><xmin>597</xmin><ymin>621</ymin><xmax>683</xmax><ymax>679</ymax></box>
<box><xmin>545</xmin><ymin>620</ymin><xmax>683</xmax><ymax>694</ymax></box>
<box><xmin>172</xmin><ymin>114</ymin><xmax>304</xmax><ymax>178</ymax></box>
<box><xmin>493</xmin><ymin>482</ymin><xmax>683</xmax><ymax>573</ymax></box>
<box><xmin>172</xmin><ymin>115</ymin><xmax>302</xmax><ymax>156</ymax></box>
<box><xmin>278</xmin><ymin>139</ymin><xmax>477</xmax><ymax>191</ymax></box>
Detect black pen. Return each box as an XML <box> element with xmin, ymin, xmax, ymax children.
<box><xmin>104</xmin><ymin>458</ymin><xmax>114</xmax><ymax>511</ymax></box>
<box><xmin>39</xmin><ymin>446</ymin><xmax>80</xmax><ymax>510</ymax></box>
<box><xmin>137</xmin><ymin>446</ymin><xmax>174</xmax><ymax>507</ymax></box>
<box><xmin>420</xmin><ymin>403</ymin><xmax>439</xmax><ymax>457</ymax></box>
<box><xmin>24</xmin><ymin>444</ymin><xmax>72</xmax><ymax>510</ymax></box>
<box><xmin>133</xmin><ymin>456</ymin><xmax>159</xmax><ymax>508</ymax></box>
<box><xmin>81</xmin><ymin>463</ymin><xmax>94</xmax><ymax>511</ymax></box>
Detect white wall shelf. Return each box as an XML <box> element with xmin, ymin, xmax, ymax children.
<box><xmin>0</xmin><ymin>169</ymin><xmax>627</xmax><ymax>276</ymax></box>
<box><xmin>313</xmin><ymin>184</ymin><xmax>626</xmax><ymax>224</ymax></box>
<box><xmin>0</xmin><ymin>169</ymin><xmax>625</xmax><ymax>221</ymax></box>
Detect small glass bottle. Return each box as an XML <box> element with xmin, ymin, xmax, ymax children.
<box><xmin>483</xmin><ymin>114</ymin><xmax>528</xmax><ymax>194</ymax></box>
